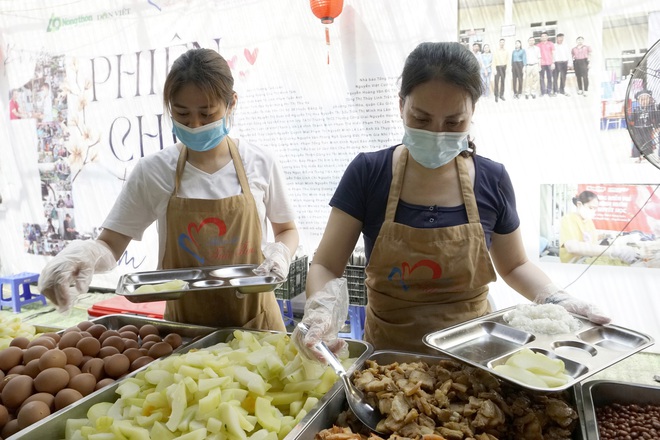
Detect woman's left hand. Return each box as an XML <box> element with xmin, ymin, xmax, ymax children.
<box><xmin>253</xmin><ymin>242</ymin><xmax>292</xmax><ymax>280</ymax></box>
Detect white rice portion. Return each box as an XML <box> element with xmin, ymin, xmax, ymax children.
<box><xmin>502</xmin><ymin>303</ymin><xmax>582</xmax><ymax>334</ymax></box>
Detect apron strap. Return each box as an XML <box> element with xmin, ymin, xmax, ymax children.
<box><xmin>385</xmin><ymin>148</ymin><xmax>481</xmax><ymax>224</ymax></box>
<box><xmin>173</xmin><ymin>138</ymin><xmax>254</xmax><ymax>200</ymax></box>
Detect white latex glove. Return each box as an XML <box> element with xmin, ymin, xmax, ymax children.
<box><xmin>292</xmin><ymin>278</ymin><xmax>349</xmax><ymax>362</ymax></box>
<box><xmin>535</xmin><ymin>282</ymin><xmax>611</xmax><ymax>325</ymax></box>
<box><xmin>38</xmin><ymin>240</ymin><xmax>116</xmax><ymax>313</ymax></box>
<box><xmin>253</xmin><ymin>242</ymin><xmax>291</xmax><ymax>280</ymax></box>
<box><xmin>606</xmin><ymin>246</ymin><xmax>640</xmax><ymax>264</ymax></box>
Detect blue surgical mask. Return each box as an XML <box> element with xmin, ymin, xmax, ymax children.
<box><xmin>402</xmin><ymin>125</ymin><xmax>469</xmax><ymax>169</ymax></box>
<box><xmin>171</xmin><ymin>115</ymin><xmax>230</xmax><ymax>152</ymax></box>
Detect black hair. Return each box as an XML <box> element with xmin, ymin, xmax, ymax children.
<box><xmin>557</xmin><ymin>33</ymin><xmax>564</xmax><ymax>38</ymax></box>
<box><xmin>573</xmin><ymin>191</ymin><xmax>598</xmax><ymax>206</ymax></box>
<box><xmin>398</xmin><ymin>42</ymin><xmax>482</xmax><ymax>155</ymax></box>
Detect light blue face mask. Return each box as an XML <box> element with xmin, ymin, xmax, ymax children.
<box><xmin>402</xmin><ymin>125</ymin><xmax>469</xmax><ymax>169</ymax></box>
<box><xmin>171</xmin><ymin>115</ymin><xmax>230</xmax><ymax>152</ymax></box>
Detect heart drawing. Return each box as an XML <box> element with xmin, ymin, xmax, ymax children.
<box><xmin>227</xmin><ymin>55</ymin><xmax>238</xmax><ymax>70</ymax></box>
<box><xmin>177</xmin><ymin>217</ymin><xmax>227</xmax><ymax>264</ymax></box>
<box><xmin>244</xmin><ymin>48</ymin><xmax>259</xmax><ymax>65</ymax></box>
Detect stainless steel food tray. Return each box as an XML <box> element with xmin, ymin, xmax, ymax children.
<box><xmin>11</xmin><ymin>329</ymin><xmax>373</xmax><ymax>440</ymax></box>
<box><xmin>116</xmin><ymin>264</ymin><xmax>284</xmax><ymax>303</ymax></box>
<box><xmin>423</xmin><ymin>306</ymin><xmax>654</xmax><ymax>392</ymax></box>
<box><xmin>293</xmin><ymin>350</ymin><xmax>587</xmax><ymax>440</ymax></box>
<box><xmin>580</xmin><ymin>380</ymin><xmax>660</xmax><ymax>440</ymax></box>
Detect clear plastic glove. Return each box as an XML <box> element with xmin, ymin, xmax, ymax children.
<box><xmin>535</xmin><ymin>282</ymin><xmax>611</xmax><ymax>325</ymax></box>
<box><xmin>38</xmin><ymin>240</ymin><xmax>116</xmax><ymax>313</ymax></box>
<box><xmin>607</xmin><ymin>246</ymin><xmax>640</xmax><ymax>264</ymax></box>
<box><xmin>253</xmin><ymin>242</ymin><xmax>291</xmax><ymax>280</ymax></box>
<box><xmin>292</xmin><ymin>278</ymin><xmax>349</xmax><ymax>362</ymax></box>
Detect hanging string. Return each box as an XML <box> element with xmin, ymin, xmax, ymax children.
<box><xmin>325</xmin><ymin>25</ymin><xmax>330</xmax><ymax>64</ymax></box>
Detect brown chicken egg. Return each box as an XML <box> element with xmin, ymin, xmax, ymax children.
<box><xmin>68</xmin><ymin>372</ymin><xmax>96</xmax><ymax>396</ymax></box>
<box><xmin>76</xmin><ymin>337</ymin><xmax>101</xmax><ymax>357</ymax></box>
<box><xmin>141</xmin><ymin>334</ymin><xmax>162</xmax><ymax>344</ymax></box>
<box><xmin>23</xmin><ymin>359</ymin><xmax>41</xmax><ymax>379</ymax></box>
<box><xmin>27</xmin><ymin>336</ymin><xmax>56</xmax><ymax>350</ymax></box>
<box><xmin>0</xmin><ymin>373</ymin><xmax>19</xmax><ymax>394</ymax></box>
<box><xmin>85</xmin><ymin>324</ymin><xmax>107</xmax><ymax>339</ymax></box>
<box><xmin>23</xmin><ymin>345</ymin><xmax>49</xmax><ymax>364</ymax></box>
<box><xmin>81</xmin><ymin>358</ymin><xmax>105</xmax><ymax>381</ymax></box>
<box><xmin>54</xmin><ymin>388</ymin><xmax>83</xmax><ymax>411</ymax></box>
<box><xmin>21</xmin><ymin>392</ymin><xmax>55</xmax><ymax>412</ymax></box>
<box><xmin>38</xmin><ymin>349</ymin><xmax>68</xmax><ymax>370</ymax></box>
<box><xmin>95</xmin><ymin>378</ymin><xmax>115</xmax><ymax>391</ymax></box>
<box><xmin>1</xmin><ymin>375</ymin><xmax>34</xmax><ymax>410</ymax></box>
<box><xmin>9</xmin><ymin>336</ymin><xmax>30</xmax><ymax>349</ymax></box>
<box><xmin>7</xmin><ymin>364</ymin><xmax>25</xmax><ymax>375</ymax></box>
<box><xmin>130</xmin><ymin>356</ymin><xmax>154</xmax><ymax>372</ymax></box>
<box><xmin>119</xmin><ymin>331</ymin><xmax>138</xmax><ymax>342</ymax></box>
<box><xmin>62</xmin><ymin>347</ymin><xmax>84</xmax><ymax>366</ymax></box>
<box><xmin>123</xmin><ymin>338</ymin><xmax>139</xmax><ymax>350</ymax></box>
<box><xmin>148</xmin><ymin>342</ymin><xmax>173</xmax><ymax>359</ymax></box>
<box><xmin>138</xmin><ymin>324</ymin><xmax>159</xmax><ymax>339</ymax></box>
<box><xmin>76</xmin><ymin>321</ymin><xmax>94</xmax><ymax>331</ymax></box>
<box><xmin>102</xmin><ymin>335</ymin><xmax>125</xmax><ymax>352</ymax></box>
<box><xmin>122</xmin><ymin>348</ymin><xmax>143</xmax><ymax>364</ymax></box>
<box><xmin>41</xmin><ymin>332</ymin><xmax>61</xmax><ymax>344</ymax></box>
<box><xmin>118</xmin><ymin>324</ymin><xmax>139</xmax><ymax>334</ymax></box>
<box><xmin>17</xmin><ymin>400</ymin><xmax>51</xmax><ymax>429</ymax></box>
<box><xmin>163</xmin><ymin>333</ymin><xmax>183</xmax><ymax>349</ymax></box>
<box><xmin>57</xmin><ymin>331</ymin><xmax>83</xmax><ymax>349</ymax></box>
<box><xmin>99</xmin><ymin>330</ymin><xmax>121</xmax><ymax>344</ymax></box>
<box><xmin>98</xmin><ymin>346</ymin><xmax>120</xmax><ymax>358</ymax></box>
<box><xmin>34</xmin><ymin>367</ymin><xmax>69</xmax><ymax>394</ymax></box>
<box><xmin>2</xmin><ymin>418</ymin><xmax>20</xmax><ymax>438</ymax></box>
<box><xmin>103</xmin><ymin>354</ymin><xmax>130</xmax><ymax>378</ymax></box>
<box><xmin>0</xmin><ymin>346</ymin><xmax>24</xmax><ymax>372</ymax></box>
<box><xmin>64</xmin><ymin>364</ymin><xmax>82</xmax><ymax>379</ymax></box>
<box><xmin>0</xmin><ymin>403</ymin><xmax>8</xmax><ymax>429</ymax></box>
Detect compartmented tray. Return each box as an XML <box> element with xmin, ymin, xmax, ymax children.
<box><xmin>11</xmin><ymin>328</ymin><xmax>373</xmax><ymax>440</ymax></box>
<box><xmin>580</xmin><ymin>380</ymin><xmax>660</xmax><ymax>440</ymax></box>
<box><xmin>116</xmin><ymin>264</ymin><xmax>284</xmax><ymax>303</ymax></box>
<box><xmin>293</xmin><ymin>350</ymin><xmax>588</xmax><ymax>440</ymax></box>
<box><xmin>423</xmin><ymin>306</ymin><xmax>655</xmax><ymax>392</ymax></box>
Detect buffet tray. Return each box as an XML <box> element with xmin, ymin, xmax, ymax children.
<box><xmin>10</xmin><ymin>328</ymin><xmax>373</xmax><ymax>440</ymax></box>
<box><xmin>423</xmin><ymin>306</ymin><xmax>654</xmax><ymax>392</ymax></box>
<box><xmin>293</xmin><ymin>350</ymin><xmax>587</xmax><ymax>440</ymax></box>
<box><xmin>116</xmin><ymin>264</ymin><xmax>284</xmax><ymax>303</ymax></box>
<box><xmin>580</xmin><ymin>380</ymin><xmax>660</xmax><ymax>440</ymax></box>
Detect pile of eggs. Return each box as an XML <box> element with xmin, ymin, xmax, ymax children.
<box><xmin>0</xmin><ymin>320</ymin><xmax>187</xmax><ymax>438</ymax></box>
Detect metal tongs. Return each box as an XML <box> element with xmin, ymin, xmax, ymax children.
<box><xmin>296</xmin><ymin>323</ymin><xmax>385</xmax><ymax>434</ymax></box>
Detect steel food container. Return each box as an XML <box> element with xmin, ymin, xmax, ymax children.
<box><xmin>580</xmin><ymin>380</ymin><xmax>660</xmax><ymax>440</ymax></box>
<box><xmin>10</xmin><ymin>329</ymin><xmax>373</xmax><ymax>440</ymax></box>
<box><xmin>293</xmin><ymin>350</ymin><xmax>588</xmax><ymax>440</ymax></box>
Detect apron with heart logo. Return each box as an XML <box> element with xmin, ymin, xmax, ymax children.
<box><xmin>363</xmin><ymin>148</ymin><xmax>497</xmax><ymax>353</ymax></box>
<box><xmin>161</xmin><ymin>139</ymin><xmax>285</xmax><ymax>331</ymax></box>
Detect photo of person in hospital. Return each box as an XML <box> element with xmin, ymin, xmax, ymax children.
<box><xmin>559</xmin><ymin>191</ymin><xmax>640</xmax><ymax>265</ymax></box>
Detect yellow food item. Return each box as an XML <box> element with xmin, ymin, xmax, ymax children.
<box><xmin>493</xmin><ymin>348</ymin><xmax>571</xmax><ymax>388</ymax></box>
<box><xmin>133</xmin><ymin>279</ymin><xmax>187</xmax><ymax>294</ymax></box>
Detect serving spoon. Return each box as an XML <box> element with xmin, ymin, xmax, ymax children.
<box><xmin>296</xmin><ymin>323</ymin><xmax>385</xmax><ymax>435</ymax></box>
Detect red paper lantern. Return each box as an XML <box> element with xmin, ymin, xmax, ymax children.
<box><xmin>310</xmin><ymin>0</ymin><xmax>344</xmax><ymax>24</ymax></box>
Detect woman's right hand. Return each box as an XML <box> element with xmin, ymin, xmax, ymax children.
<box><xmin>38</xmin><ymin>240</ymin><xmax>116</xmax><ymax>312</ymax></box>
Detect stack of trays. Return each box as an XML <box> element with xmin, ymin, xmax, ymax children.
<box><xmin>116</xmin><ymin>264</ymin><xmax>284</xmax><ymax>303</ymax></box>
<box><xmin>423</xmin><ymin>306</ymin><xmax>654</xmax><ymax>392</ymax></box>
<box><xmin>11</xmin><ymin>325</ymin><xmax>372</xmax><ymax>440</ymax></box>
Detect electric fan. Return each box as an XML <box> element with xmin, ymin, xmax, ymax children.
<box><xmin>625</xmin><ymin>38</ymin><xmax>660</xmax><ymax>170</ymax></box>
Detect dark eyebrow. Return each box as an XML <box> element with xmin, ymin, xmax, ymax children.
<box><xmin>410</xmin><ymin>105</ymin><xmax>466</xmax><ymax>118</ymax></box>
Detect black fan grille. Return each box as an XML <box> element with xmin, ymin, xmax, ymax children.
<box><xmin>625</xmin><ymin>39</ymin><xmax>660</xmax><ymax>170</ymax></box>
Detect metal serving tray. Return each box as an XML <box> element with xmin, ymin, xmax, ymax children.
<box><xmin>116</xmin><ymin>264</ymin><xmax>283</xmax><ymax>303</ymax></box>
<box><xmin>580</xmin><ymin>380</ymin><xmax>660</xmax><ymax>440</ymax></box>
<box><xmin>293</xmin><ymin>350</ymin><xmax>587</xmax><ymax>440</ymax></box>
<box><xmin>423</xmin><ymin>306</ymin><xmax>654</xmax><ymax>392</ymax></box>
<box><xmin>11</xmin><ymin>329</ymin><xmax>373</xmax><ymax>440</ymax></box>
<box><xmin>3</xmin><ymin>315</ymin><xmax>216</xmax><ymax>440</ymax></box>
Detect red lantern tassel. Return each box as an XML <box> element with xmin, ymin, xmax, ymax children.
<box><xmin>325</xmin><ymin>26</ymin><xmax>331</xmax><ymax>64</ymax></box>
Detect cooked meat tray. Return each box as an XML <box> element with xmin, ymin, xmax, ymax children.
<box><xmin>293</xmin><ymin>350</ymin><xmax>588</xmax><ymax>440</ymax></box>
<box><xmin>423</xmin><ymin>306</ymin><xmax>654</xmax><ymax>392</ymax></box>
<box><xmin>116</xmin><ymin>263</ymin><xmax>284</xmax><ymax>303</ymax></box>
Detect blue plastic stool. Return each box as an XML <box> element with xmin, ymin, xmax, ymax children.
<box><xmin>0</xmin><ymin>272</ymin><xmax>46</xmax><ymax>313</ymax></box>
<box><xmin>339</xmin><ymin>305</ymin><xmax>365</xmax><ymax>340</ymax></box>
<box><xmin>277</xmin><ymin>299</ymin><xmax>296</xmax><ymax>328</ymax></box>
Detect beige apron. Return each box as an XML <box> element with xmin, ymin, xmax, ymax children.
<box><xmin>363</xmin><ymin>149</ymin><xmax>497</xmax><ymax>353</ymax></box>
<box><xmin>161</xmin><ymin>139</ymin><xmax>285</xmax><ymax>331</ymax></box>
